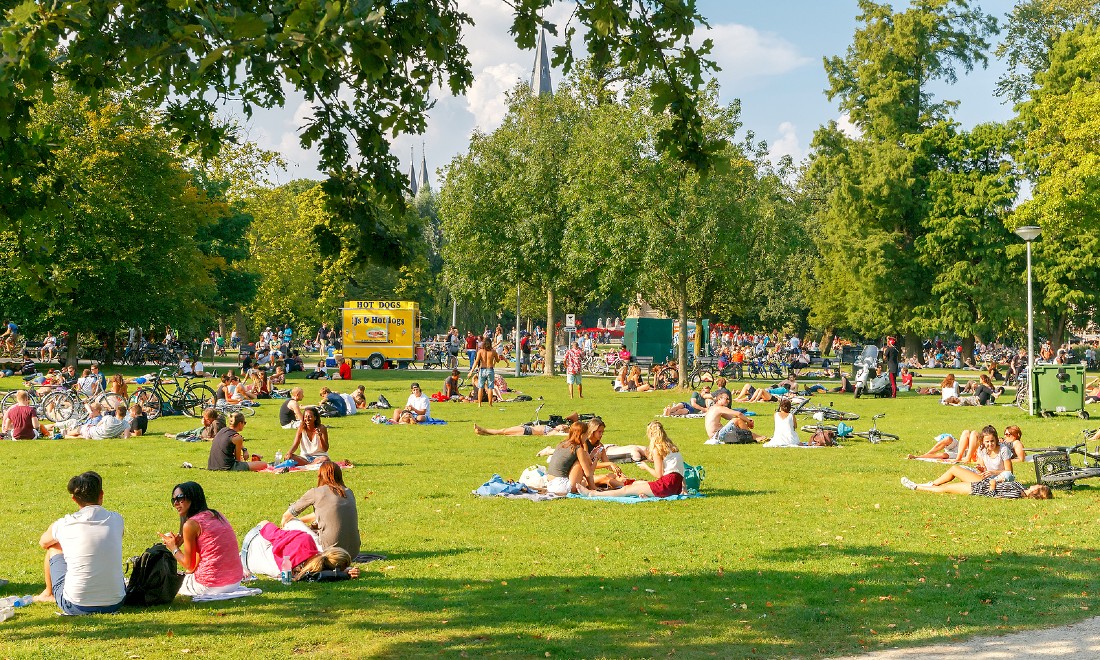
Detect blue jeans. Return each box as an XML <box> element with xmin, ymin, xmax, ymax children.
<box><xmin>467</xmin><ymin>349</ymin><xmax>477</xmax><ymax>367</ymax></box>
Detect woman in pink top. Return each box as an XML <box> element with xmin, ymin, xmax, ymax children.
<box><xmin>161</xmin><ymin>481</ymin><xmax>244</xmax><ymax>596</ymax></box>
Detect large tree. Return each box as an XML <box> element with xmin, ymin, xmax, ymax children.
<box><xmin>1</xmin><ymin>0</ymin><xmax>723</xmax><ymax>295</ymax></box>
<box><xmin>807</xmin><ymin>0</ymin><xmax>998</xmax><ymax>354</ymax></box>
<box><xmin>439</xmin><ymin>83</ymin><xmax>602</xmax><ymax>375</ymax></box>
<box><xmin>1011</xmin><ymin>24</ymin><xmax>1100</xmax><ymax>347</ymax></box>
<box><xmin>0</xmin><ymin>87</ymin><xmax>220</xmax><ymax>360</ymax></box>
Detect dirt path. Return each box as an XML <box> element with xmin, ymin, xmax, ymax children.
<box><xmin>834</xmin><ymin>617</ymin><xmax>1100</xmax><ymax>659</ymax></box>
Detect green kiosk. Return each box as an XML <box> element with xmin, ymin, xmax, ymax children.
<box><xmin>624</xmin><ymin>317</ymin><xmax>674</xmax><ymax>362</ymax></box>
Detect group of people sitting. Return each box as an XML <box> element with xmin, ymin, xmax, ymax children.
<box><xmin>903</xmin><ymin>424</ymin><xmax>1051</xmax><ymax>500</ymax></box>
<box><xmin>32</xmin><ymin>466</ymin><xmax>362</xmax><ymax>614</ymax></box>
<box><xmin>2</xmin><ymin>391</ymin><xmax>148</xmax><ymax>440</ymax></box>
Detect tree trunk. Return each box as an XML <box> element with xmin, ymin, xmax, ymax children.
<box><xmin>218</xmin><ymin>317</ymin><xmax>227</xmax><ymax>338</ymax></box>
<box><xmin>65</xmin><ymin>330</ymin><xmax>79</xmax><ymax>368</ymax></box>
<box><xmin>961</xmin><ymin>335</ymin><xmax>975</xmax><ymax>364</ymax></box>
<box><xmin>544</xmin><ymin>288</ymin><xmax>555</xmax><ymax>376</ymax></box>
<box><xmin>235</xmin><ymin>310</ymin><xmax>249</xmax><ymax>344</ymax></box>
<box><xmin>693</xmin><ymin>313</ymin><xmax>702</xmax><ymax>361</ymax></box>
<box><xmin>105</xmin><ymin>332</ymin><xmax>116</xmax><ymax>366</ymax></box>
<box><xmin>820</xmin><ymin>328</ymin><xmax>835</xmax><ymax>356</ymax></box>
<box><xmin>904</xmin><ymin>332</ymin><xmax>922</xmax><ymax>361</ymax></box>
<box><xmin>677</xmin><ymin>277</ymin><xmax>688</xmax><ymax>389</ymax></box>
<box><xmin>1051</xmin><ymin>314</ymin><xmax>1067</xmax><ymax>350</ymax></box>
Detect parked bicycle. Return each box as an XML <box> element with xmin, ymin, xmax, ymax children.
<box><xmin>798</xmin><ymin>413</ymin><xmax>896</xmax><ymax>443</ymax></box>
<box><xmin>130</xmin><ymin>368</ymin><xmax>215</xmax><ymax>420</ymax></box>
<box><xmin>1028</xmin><ymin>429</ymin><xmax>1100</xmax><ymax>489</ymax></box>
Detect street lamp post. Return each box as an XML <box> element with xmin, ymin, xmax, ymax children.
<box><xmin>1015</xmin><ymin>225</ymin><xmax>1042</xmax><ymax>417</ymax></box>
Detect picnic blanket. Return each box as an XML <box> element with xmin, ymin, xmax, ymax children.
<box><xmin>260</xmin><ymin>462</ymin><xmax>355</xmax><ymax>473</ymax></box>
<box><xmin>662</xmin><ymin>413</ymin><xmax>706</xmax><ymax>419</ymax></box>
<box><xmin>370</xmin><ymin>414</ymin><xmax>447</xmax><ymax>425</ymax></box>
<box><xmin>190</xmin><ymin>586</ymin><xmax>263</xmax><ymax>602</ymax></box>
<box><xmin>911</xmin><ymin>457</ymin><xmax>960</xmax><ymax>463</ymax></box>
<box><xmin>567</xmin><ymin>493</ymin><xmax>704</xmax><ymax>504</ymax></box>
<box><xmin>766</xmin><ymin>444</ymin><xmax>844</xmax><ymax>449</ymax></box>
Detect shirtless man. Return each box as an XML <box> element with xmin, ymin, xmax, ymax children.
<box><xmin>474</xmin><ymin>411</ymin><xmax>583</xmax><ymax>436</ymax></box>
<box><xmin>704</xmin><ymin>391</ymin><xmax>767</xmax><ymax>444</ymax></box>
<box><xmin>469</xmin><ymin>337</ymin><xmax>501</xmax><ymax>409</ymax></box>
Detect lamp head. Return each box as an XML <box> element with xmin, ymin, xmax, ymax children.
<box><xmin>1015</xmin><ymin>225</ymin><xmax>1042</xmax><ymax>242</ymax></box>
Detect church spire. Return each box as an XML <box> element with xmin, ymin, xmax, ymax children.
<box><xmin>419</xmin><ymin>142</ymin><xmax>430</xmax><ymax>191</ymax></box>
<box><xmin>531</xmin><ymin>28</ymin><xmax>553</xmax><ymax>97</ymax></box>
<box><xmin>408</xmin><ymin>146</ymin><xmax>419</xmax><ymax>196</ymax></box>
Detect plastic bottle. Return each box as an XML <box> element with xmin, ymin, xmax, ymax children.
<box><xmin>280</xmin><ymin>555</ymin><xmax>293</xmax><ymax>585</ymax></box>
<box><xmin>274</xmin><ymin>450</ymin><xmax>283</xmax><ymax>463</ymax></box>
<box><xmin>0</xmin><ymin>606</ymin><xmax>13</xmax><ymax>623</ymax></box>
<box><xmin>14</xmin><ymin>595</ymin><xmax>34</xmax><ymax>607</ymax></box>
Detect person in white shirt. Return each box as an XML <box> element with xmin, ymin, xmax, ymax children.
<box><xmin>33</xmin><ymin>471</ymin><xmax>126</xmax><ymax>614</ymax></box>
<box><xmin>179</xmin><ymin>356</ymin><xmax>195</xmax><ymax>376</ymax></box>
<box><xmin>392</xmin><ymin>382</ymin><xmax>431</xmax><ymax>423</ymax></box>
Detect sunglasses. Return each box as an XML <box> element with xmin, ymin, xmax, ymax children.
<box><xmin>171</xmin><ymin>495</ymin><xmax>187</xmax><ymax>504</ymax></box>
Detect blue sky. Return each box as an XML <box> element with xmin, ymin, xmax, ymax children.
<box><xmin>241</xmin><ymin>0</ymin><xmax>1020</xmax><ymax>184</ymax></box>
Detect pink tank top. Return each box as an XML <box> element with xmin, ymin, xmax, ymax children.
<box><xmin>191</xmin><ymin>510</ymin><xmax>244</xmax><ymax>587</ymax></box>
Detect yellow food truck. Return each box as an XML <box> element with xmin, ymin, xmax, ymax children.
<box><xmin>341</xmin><ymin>300</ymin><xmax>421</xmax><ymax>369</ymax></box>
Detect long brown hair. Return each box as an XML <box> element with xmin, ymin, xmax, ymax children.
<box><xmin>557</xmin><ymin>421</ymin><xmax>589</xmax><ymax>449</ymax></box>
<box><xmin>317</xmin><ymin>461</ymin><xmax>347</xmax><ymax>498</ymax></box>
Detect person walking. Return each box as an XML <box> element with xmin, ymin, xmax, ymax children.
<box><xmin>564</xmin><ymin>341</ymin><xmax>584</xmax><ymax>399</ymax></box>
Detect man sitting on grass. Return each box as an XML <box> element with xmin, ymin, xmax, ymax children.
<box><xmin>32</xmin><ymin>471</ymin><xmax>126</xmax><ymax>614</ymax></box>
<box><xmin>165</xmin><ymin>407</ymin><xmax>225</xmax><ymax>442</ymax></box>
<box><xmin>704</xmin><ymin>392</ymin><xmax>766</xmax><ymax>444</ymax></box>
<box><xmin>3</xmin><ymin>389</ymin><xmax>45</xmax><ymax>439</ymax></box>
<box><xmin>208</xmin><ymin>412</ymin><xmax>266</xmax><ymax>471</ymax></box>
<box><xmin>279</xmin><ymin>387</ymin><xmax>305</xmax><ymax>429</ymax></box>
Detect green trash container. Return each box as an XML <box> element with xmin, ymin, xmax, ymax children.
<box><xmin>1032</xmin><ymin>364</ymin><xmax>1089</xmax><ymax>419</ymax></box>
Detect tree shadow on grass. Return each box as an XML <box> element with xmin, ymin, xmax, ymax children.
<box><xmin>7</xmin><ymin>545</ymin><xmax>1098</xmax><ymax>657</ymax></box>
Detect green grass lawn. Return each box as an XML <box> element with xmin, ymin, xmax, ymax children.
<box><xmin>0</xmin><ymin>367</ymin><xmax>1098</xmax><ymax>658</ymax></box>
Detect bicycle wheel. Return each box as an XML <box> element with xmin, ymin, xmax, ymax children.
<box><xmin>800</xmin><ymin>424</ymin><xmax>838</xmax><ymax>434</ymax></box>
<box><xmin>871</xmin><ymin>431</ymin><xmax>899</xmax><ymax>443</ymax></box>
<box><xmin>1040</xmin><ymin>467</ymin><xmax>1100</xmax><ymax>485</ymax></box>
<box><xmin>690</xmin><ymin>369</ymin><xmax>713</xmax><ymax>390</ymax></box>
<box><xmin>42</xmin><ymin>391</ymin><xmax>78</xmax><ymax>423</ymax></box>
<box><xmin>822</xmin><ymin>409</ymin><xmax>860</xmax><ymax>421</ymax></box>
<box><xmin>131</xmin><ymin>388</ymin><xmax>164</xmax><ymax>420</ymax></box>
<box><xmin>94</xmin><ymin>392</ymin><xmax>127</xmax><ymax>411</ymax></box>
<box><xmin>0</xmin><ymin>390</ymin><xmax>21</xmax><ymax>415</ymax></box>
<box><xmin>589</xmin><ymin>360</ymin><xmax>609</xmax><ymax>376</ymax></box>
<box><xmin>181</xmin><ymin>384</ymin><xmax>216</xmax><ymax>417</ymax></box>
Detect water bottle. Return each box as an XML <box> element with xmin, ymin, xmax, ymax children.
<box><xmin>275</xmin><ymin>450</ymin><xmax>283</xmax><ymax>463</ymax></box>
<box><xmin>280</xmin><ymin>555</ymin><xmax>293</xmax><ymax>585</ymax></box>
<box><xmin>14</xmin><ymin>595</ymin><xmax>33</xmax><ymax>607</ymax></box>
<box><xmin>0</xmin><ymin>606</ymin><xmax>13</xmax><ymax>623</ymax></box>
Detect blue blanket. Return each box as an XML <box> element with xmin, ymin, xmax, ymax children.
<box><xmin>421</xmin><ymin>418</ymin><xmax>447</xmax><ymax>425</ymax></box>
<box><xmin>567</xmin><ymin>493</ymin><xmax>704</xmax><ymax>504</ymax></box>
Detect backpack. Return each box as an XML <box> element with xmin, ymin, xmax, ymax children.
<box><xmin>683</xmin><ymin>464</ymin><xmax>705</xmax><ymax>494</ymax></box>
<box><xmin>868</xmin><ymin>374</ymin><xmax>890</xmax><ymax>396</ymax></box>
<box><xmin>376</xmin><ymin>394</ymin><xmax>391</xmax><ymax>409</ymax></box>
<box><xmin>124</xmin><ymin>543</ymin><xmax>183</xmax><ymax>606</ymax></box>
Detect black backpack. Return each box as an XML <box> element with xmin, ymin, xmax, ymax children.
<box><xmin>125</xmin><ymin>543</ymin><xmax>184</xmax><ymax>606</ymax></box>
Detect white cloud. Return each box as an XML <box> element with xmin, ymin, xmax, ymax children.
<box><xmin>768</xmin><ymin>121</ymin><xmax>803</xmax><ymax>166</ymax></box>
<box><xmin>465</xmin><ymin>62</ymin><xmax>527</xmax><ymax>131</ymax></box>
<box><xmin>836</xmin><ymin>112</ymin><xmax>861</xmax><ymax>139</ymax></box>
<box><xmin>702</xmin><ymin>23</ymin><xmax>812</xmax><ymax>91</ymax></box>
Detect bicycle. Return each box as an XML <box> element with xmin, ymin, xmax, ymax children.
<box><xmin>647</xmin><ymin>358</ymin><xmax>679</xmax><ymax>389</ymax></box>
<box><xmin>1</xmin><ymin>335</ymin><xmax>27</xmax><ymax>359</ymax></box>
<box><xmin>1027</xmin><ymin>429</ymin><xmax>1100</xmax><ymax>490</ymax></box>
<box><xmin>798</xmin><ymin>413</ymin><xmax>896</xmax><ymax>443</ymax></box>
<box><xmin>130</xmin><ymin>368</ymin><xmax>216</xmax><ymax>420</ymax></box>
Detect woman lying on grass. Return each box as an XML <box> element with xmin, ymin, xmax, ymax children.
<box><xmin>577</xmin><ymin>421</ymin><xmax>684</xmax><ymax>498</ymax></box>
<box><xmin>901</xmin><ymin>466</ymin><xmax>1051</xmax><ymax>499</ymax></box>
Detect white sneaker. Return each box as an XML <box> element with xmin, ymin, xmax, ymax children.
<box><xmin>900</xmin><ymin>477</ymin><xmax>918</xmax><ymax>490</ymax></box>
